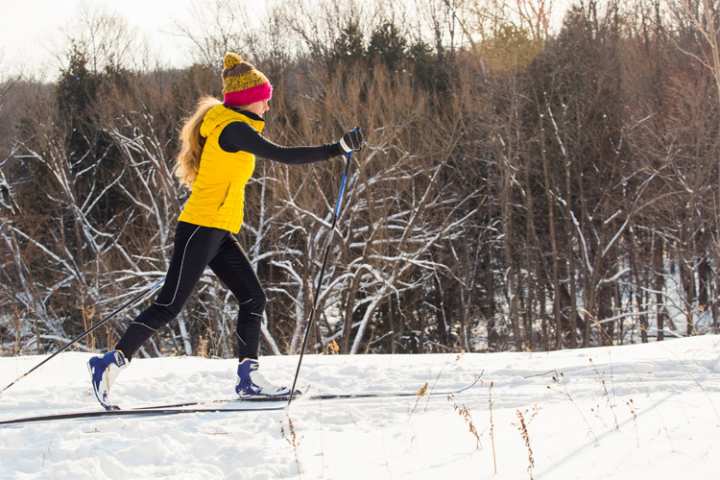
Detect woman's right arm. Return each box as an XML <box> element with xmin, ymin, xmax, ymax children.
<box><xmin>219</xmin><ymin>122</ymin><xmax>343</xmax><ymax>165</ymax></box>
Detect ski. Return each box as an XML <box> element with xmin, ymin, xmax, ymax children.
<box><xmin>0</xmin><ymin>376</ymin><xmax>481</xmax><ymax>426</ymax></box>
<box><xmin>131</xmin><ymin>376</ymin><xmax>482</xmax><ymax>411</ymax></box>
<box><xmin>0</xmin><ymin>403</ymin><xmax>286</xmax><ymax>426</ymax></box>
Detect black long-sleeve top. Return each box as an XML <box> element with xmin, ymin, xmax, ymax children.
<box><xmin>219</xmin><ymin>110</ymin><xmax>344</xmax><ymax>164</ymax></box>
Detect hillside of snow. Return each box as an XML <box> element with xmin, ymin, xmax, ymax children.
<box><xmin>1</xmin><ymin>335</ymin><xmax>719</xmax><ymax>480</ymax></box>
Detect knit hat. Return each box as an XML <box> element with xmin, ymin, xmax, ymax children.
<box><xmin>222</xmin><ymin>52</ymin><xmax>273</xmax><ymax>106</ymax></box>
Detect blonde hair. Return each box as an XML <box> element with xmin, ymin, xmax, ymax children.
<box><xmin>174</xmin><ymin>96</ymin><xmax>222</xmax><ymax>188</ymax></box>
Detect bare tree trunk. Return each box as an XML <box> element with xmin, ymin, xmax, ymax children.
<box><xmin>679</xmin><ymin>248</ymin><xmax>696</xmax><ymax>336</ymax></box>
<box><xmin>615</xmin><ymin>283</ymin><xmax>624</xmax><ymax>344</ymax></box>
<box><xmin>176</xmin><ymin>312</ymin><xmax>193</xmax><ymax>356</ymax></box>
<box><xmin>540</xmin><ymin>113</ymin><xmax>564</xmax><ymax>347</ymax></box>
<box><xmin>539</xmin><ymin>281</ymin><xmax>549</xmax><ymax>351</ymax></box>
<box><xmin>653</xmin><ymin>238</ymin><xmax>665</xmax><ymax>341</ymax></box>
<box><xmin>388</xmin><ymin>295</ymin><xmax>397</xmax><ymax>354</ymax></box>
<box><xmin>638</xmin><ymin>286</ymin><xmax>649</xmax><ymax>344</ymax></box>
<box><xmin>485</xmin><ymin>249</ymin><xmax>499</xmax><ymax>351</ymax></box>
<box><xmin>523</xmin><ymin>147</ymin><xmax>539</xmax><ymax>351</ymax></box>
<box><xmin>500</xmin><ymin>151</ymin><xmax>523</xmax><ymax>351</ymax></box>
<box><xmin>628</xmin><ymin>230</ymin><xmax>648</xmax><ymax>343</ymax></box>
<box><xmin>598</xmin><ymin>256</ymin><xmax>614</xmax><ymax>346</ymax></box>
<box><xmin>698</xmin><ymin>256</ymin><xmax>711</xmax><ymax>309</ymax></box>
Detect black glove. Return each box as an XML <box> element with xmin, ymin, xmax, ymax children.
<box><xmin>339</xmin><ymin>127</ymin><xmax>364</xmax><ymax>153</ymax></box>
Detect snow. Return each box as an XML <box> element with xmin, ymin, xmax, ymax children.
<box><xmin>1</xmin><ymin>336</ymin><xmax>720</xmax><ymax>480</ymax></box>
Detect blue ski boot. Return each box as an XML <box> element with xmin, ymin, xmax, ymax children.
<box><xmin>236</xmin><ymin>359</ymin><xmax>291</xmax><ymax>398</ymax></box>
<box><xmin>88</xmin><ymin>350</ymin><xmax>127</xmax><ymax>409</ymax></box>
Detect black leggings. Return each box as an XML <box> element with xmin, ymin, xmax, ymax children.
<box><xmin>116</xmin><ymin>221</ymin><xmax>265</xmax><ymax>360</ymax></box>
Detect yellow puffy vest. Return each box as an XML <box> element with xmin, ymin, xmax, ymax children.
<box><xmin>178</xmin><ymin>104</ymin><xmax>265</xmax><ymax>233</ymax></box>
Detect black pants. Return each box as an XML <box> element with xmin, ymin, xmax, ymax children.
<box><xmin>116</xmin><ymin>221</ymin><xmax>265</xmax><ymax>360</ymax></box>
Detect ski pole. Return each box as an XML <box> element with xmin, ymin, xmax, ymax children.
<box><xmin>1</xmin><ymin>280</ymin><xmax>163</xmax><ymax>396</ymax></box>
<box><xmin>288</xmin><ymin>146</ymin><xmax>354</xmax><ymax>404</ymax></box>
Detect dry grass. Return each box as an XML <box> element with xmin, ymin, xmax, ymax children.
<box><xmin>197</xmin><ymin>336</ymin><xmax>209</xmax><ymax>358</ymax></box>
<box><xmin>588</xmin><ymin>357</ymin><xmax>619</xmax><ymax>430</ymax></box>
<box><xmin>515</xmin><ymin>409</ymin><xmax>535</xmax><ymax>480</ymax></box>
<box><xmin>281</xmin><ymin>414</ymin><xmax>302</xmax><ymax>476</ymax></box>
<box><xmin>627</xmin><ymin>398</ymin><xmax>640</xmax><ymax>447</ymax></box>
<box><xmin>448</xmin><ymin>393</ymin><xmax>481</xmax><ymax>450</ymax></box>
<box><xmin>409</xmin><ymin>381</ymin><xmax>429</xmax><ymax>417</ymax></box>
<box><xmin>547</xmin><ymin>369</ymin><xmax>599</xmax><ymax>445</ymax></box>
<box><xmin>489</xmin><ymin>381</ymin><xmax>497</xmax><ymax>474</ymax></box>
<box><xmin>326</xmin><ymin>339</ymin><xmax>340</xmax><ymax>354</ymax></box>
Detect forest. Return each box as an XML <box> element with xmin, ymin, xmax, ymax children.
<box><xmin>1</xmin><ymin>0</ymin><xmax>719</xmax><ymax>358</ymax></box>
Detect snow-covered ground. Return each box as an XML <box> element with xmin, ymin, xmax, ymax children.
<box><xmin>1</xmin><ymin>336</ymin><xmax>719</xmax><ymax>480</ymax></box>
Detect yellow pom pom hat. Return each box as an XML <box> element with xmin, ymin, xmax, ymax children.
<box><xmin>222</xmin><ymin>52</ymin><xmax>273</xmax><ymax>106</ymax></box>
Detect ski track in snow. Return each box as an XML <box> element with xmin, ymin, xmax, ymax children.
<box><xmin>1</xmin><ymin>336</ymin><xmax>719</xmax><ymax>479</ymax></box>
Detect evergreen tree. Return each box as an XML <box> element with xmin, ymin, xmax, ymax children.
<box><xmin>367</xmin><ymin>22</ymin><xmax>407</xmax><ymax>71</ymax></box>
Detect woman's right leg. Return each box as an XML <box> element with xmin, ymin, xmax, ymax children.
<box><xmin>115</xmin><ymin>222</ymin><xmax>226</xmax><ymax>359</ymax></box>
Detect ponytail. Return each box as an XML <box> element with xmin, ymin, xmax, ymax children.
<box><xmin>174</xmin><ymin>96</ymin><xmax>221</xmax><ymax>188</ymax></box>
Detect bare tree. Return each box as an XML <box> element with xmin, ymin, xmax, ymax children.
<box><xmin>60</xmin><ymin>5</ymin><xmax>146</xmax><ymax>74</ymax></box>
<box><xmin>675</xmin><ymin>0</ymin><xmax>720</xmax><ymax>104</ymax></box>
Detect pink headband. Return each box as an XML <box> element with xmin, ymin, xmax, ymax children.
<box><xmin>223</xmin><ymin>83</ymin><xmax>273</xmax><ymax>106</ymax></box>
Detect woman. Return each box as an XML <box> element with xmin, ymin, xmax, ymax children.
<box><xmin>88</xmin><ymin>52</ymin><xmax>363</xmax><ymax>408</ymax></box>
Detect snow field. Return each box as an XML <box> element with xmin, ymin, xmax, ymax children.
<box><xmin>0</xmin><ymin>335</ymin><xmax>719</xmax><ymax>479</ymax></box>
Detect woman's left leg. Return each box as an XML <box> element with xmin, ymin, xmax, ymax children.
<box><xmin>209</xmin><ymin>233</ymin><xmax>289</xmax><ymax>397</ymax></box>
<box><xmin>208</xmin><ymin>233</ymin><xmax>266</xmax><ymax>361</ymax></box>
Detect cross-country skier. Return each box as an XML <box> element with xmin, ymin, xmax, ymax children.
<box><xmin>88</xmin><ymin>52</ymin><xmax>364</xmax><ymax>408</ymax></box>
